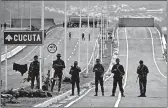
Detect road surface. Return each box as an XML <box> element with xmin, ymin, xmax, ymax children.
<box><xmin>1</xmin><ymin>27</ymin><xmax>99</xmax><ymax>90</ymax></box>
<box><xmin>49</xmin><ymin>27</ymin><xmax>167</xmax><ymax>107</ymax></box>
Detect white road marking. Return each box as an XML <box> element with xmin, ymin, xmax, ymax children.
<box><xmin>65</xmin><ymin>96</ymin><xmax>76</xmax><ymax>101</ymax></box>
<box><xmin>64</xmin><ymin>89</ymin><xmax>92</xmax><ymax>107</ymax></box>
<box><xmin>50</xmin><ymin>104</ymin><xmax>62</xmax><ymax>107</ymax></box>
<box><xmin>114</xmin><ymin>27</ymin><xmax>129</xmax><ymax>107</ymax></box>
<box><xmin>59</xmin><ymin>100</ymin><xmax>68</xmax><ymax>104</ymax></box>
<box><xmin>64</xmin><ymin>30</ymin><xmax>114</xmax><ymax>107</ymax></box>
<box><xmin>64</xmin><ymin>70</ymin><xmax>113</xmax><ymax>107</ymax></box>
<box><xmin>147</xmin><ymin>27</ymin><xmax>167</xmax><ymax>78</ymax></box>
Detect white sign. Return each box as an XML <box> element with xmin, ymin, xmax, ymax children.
<box><xmin>47</xmin><ymin>43</ymin><xmax>57</xmax><ymax>53</ymax></box>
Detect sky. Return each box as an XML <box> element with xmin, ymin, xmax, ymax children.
<box><xmin>0</xmin><ymin>1</ymin><xmax>167</xmax><ymax>23</ymax></box>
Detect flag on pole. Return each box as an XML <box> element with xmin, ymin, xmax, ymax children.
<box><xmin>29</xmin><ymin>1</ymin><xmax>31</xmax><ymax>30</ymax></box>
<box><xmin>78</xmin><ymin>0</ymin><xmax>82</xmax><ymax>66</ymax></box>
<box><xmin>86</xmin><ymin>1</ymin><xmax>89</xmax><ymax>75</ymax></box>
<box><xmin>101</xmin><ymin>9</ymin><xmax>103</xmax><ymax>63</ymax></box>
<box><xmin>92</xmin><ymin>12</ymin><xmax>95</xmax><ymax>66</ymax></box>
<box><xmin>21</xmin><ymin>1</ymin><xmax>22</xmax><ymax>30</ymax></box>
<box><xmin>64</xmin><ymin>0</ymin><xmax>67</xmax><ymax>76</ymax></box>
<box><xmin>102</xmin><ymin>13</ymin><xmax>105</xmax><ymax>55</ymax></box>
<box><xmin>5</xmin><ymin>44</ymin><xmax>7</xmax><ymax>90</ymax></box>
<box><xmin>40</xmin><ymin>1</ymin><xmax>44</xmax><ymax>90</ymax></box>
<box><xmin>9</xmin><ymin>1</ymin><xmax>11</xmax><ymax>28</ymax></box>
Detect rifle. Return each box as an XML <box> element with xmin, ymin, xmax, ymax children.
<box><xmin>116</xmin><ymin>65</ymin><xmax>124</xmax><ymax>77</ymax></box>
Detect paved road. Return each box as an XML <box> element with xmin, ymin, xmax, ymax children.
<box><xmin>51</xmin><ymin>27</ymin><xmax>167</xmax><ymax>107</ymax></box>
<box><xmin>1</xmin><ymin>27</ymin><xmax>99</xmax><ymax>90</ymax></box>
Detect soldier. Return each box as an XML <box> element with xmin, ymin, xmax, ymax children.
<box><xmin>82</xmin><ymin>33</ymin><xmax>85</xmax><ymax>41</ymax></box>
<box><xmin>69</xmin><ymin>32</ymin><xmax>71</xmax><ymax>40</ymax></box>
<box><xmin>69</xmin><ymin>61</ymin><xmax>81</xmax><ymax>96</ymax></box>
<box><xmin>111</xmin><ymin>58</ymin><xmax>125</xmax><ymax>97</ymax></box>
<box><xmin>89</xmin><ymin>34</ymin><xmax>90</xmax><ymax>41</ymax></box>
<box><xmin>63</xmin><ymin>22</ymin><xmax>64</xmax><ymax>28</ymax></box>
<box><xmin>4</xmin><ymin>23</ymin><xmax>6</xmax><ymax>30</ymax></box>
<box><xmin>51</xmin><ymin>53</ymin><xmax>65</xmax><ymax>92</ymax></box>
<box><xmin>93</xmin><ymin>59</ymin><xmax>105</xmax><ymax>96</ymax></box>
<box><xmin>137</xmin><ymin>60</ymin><xmax>149</xmax><ymax>97</ymax></box>
<box><xmin>28</xmin><ymin>55</ymin><xmax>40</xmax><ymax>89</ymax></box>
<box><xmin>1</xmin><ymin>24</ymin><xmax>2</xmax><ymax>29</ymax></box>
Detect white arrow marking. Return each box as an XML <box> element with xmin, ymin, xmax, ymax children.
<box><xmin>5</xmin><ymin>35</ymin><xmax>13</xmax><ymax>41</ymax></box>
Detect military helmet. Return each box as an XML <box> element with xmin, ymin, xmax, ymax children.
<box><xmin>56</xmin><ymin>53</ymin><xmax>61</xmax><ymax>57</ymax></box>
<box><xmin>139</xmin><ymin>60</ymin><xmax>143</xmax><ymax>64</ymax></box>
<box><xmin>34</xmin><ymin>55</ymin><xmax>38</xmax><ymax>59</ymax></box>
<box><xmin>74</xmin><ymin>61</ymin><xmax>78</xmax><ymax>65</ymax></box>
<box><xmin>116</xmin><ymin>58</ymin><xmax>120</xmax><ymax>61</ymax></box>
<box><xmin>96</xmin><ymin>59</ymin><xmax>100</xmax><ymax>62</ymax></box>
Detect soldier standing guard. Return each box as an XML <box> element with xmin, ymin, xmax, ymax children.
<box><xmin>93</xmin><ymin>59</ymin><xmax>105</xmax><ymax>96</ymax></box>
<box><xmin>28</xmin><ymin>55</ymin><xmax>40</xmax><ymax>89</ymax></box>
<box><xmin>89</xmin><ymin>34</ymin><xmax>90</xmax><ymax>41</ymax></box>
<box><xmin>51</xmin><ymin>53</ymin><xmax>65</xmax><ymax>92</ymax></box>
<box><xmin>111</xmin><ymin>58</ymin><xmax>125</xmax><ymax>97</ymax></box>
<box><xmin>69</xmin><ymin>61</ymin><xmax>81</xmax><ymax>96</ymax></box>
<box><xmin>82</xmin><ymin>33</ymin><xmax>85</xmax><ymax>41</ymax></box>
<box><xmin>69</xmin><ymin>32</ymin><xmax>71</xmax><ymax>40</ymax></box>
<box><xmin>137</xmin><ymin>60</ymin><xmax>149</xmax><ymax>97</ymax></box>
<box><xmin>4</xmin><ymin>23</ymin><xmax>7</xmax><ymax>30</ymax></box>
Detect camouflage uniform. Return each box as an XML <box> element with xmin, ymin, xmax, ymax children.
<box><xmin>93</xmin><ymin>59</ymin><xmax>105</xmax><ymax>96</ymax></box>
<box><xmin>51</xmin><ymin>54</ymin><xmax>65</xmax><ymax>92</ymax></box>
<box><xmin>69</xmin><ymin>62</ymin><xmax>81</xmax><ymax>95</ymax></box>
<box><xmin>28</xmin><ymin>56</ymin><xmax>40</xmax><ymax>89</ymax></box>
<box><xmin>137</xmin><ymin>61</ymin><xmax>149</xmax><ymax>97</ymax></box>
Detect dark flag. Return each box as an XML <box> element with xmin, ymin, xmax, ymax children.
<box><xmin>13</xmin><ymin>63</ymin><xmax>28</xmax><ymax>76</ymax></box>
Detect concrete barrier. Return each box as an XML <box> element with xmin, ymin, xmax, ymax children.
<box><xmin>162</xmin><ymin>34</ymin><xmax>167</xmax><ymax>50</ymax></box>
<box><xmin>1</xmin><ymin>46</ymin><xmax>26</xmax><ymax>62</ymax></box>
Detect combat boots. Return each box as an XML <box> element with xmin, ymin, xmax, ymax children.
<box><xmin>102</xmin><ymin>92</ymin><xmax>104</xmax><ymax>96</ymax></box>
<box><xmin>121</xmin><ymin>93</ymin><xmax>125</xmax><ymax>97</ymax></box>
<box><xmin>111</xmin><ymin>93</ymin><xmax>115</xmax><ymax>96</ymax></box>
<box><xmin>78</xmin><ymin>92</ymin><xmax>80</xmax><ymax>96</ymax></box>
<box><xmin>94</xmin><ymin>92</ymin><xmax>98</xmax><ymax>96</ymax></box>
<box><xmin>70</xmin><ymin>94</ymin><xmax>74</xmax><ymax>96</ymax></box>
